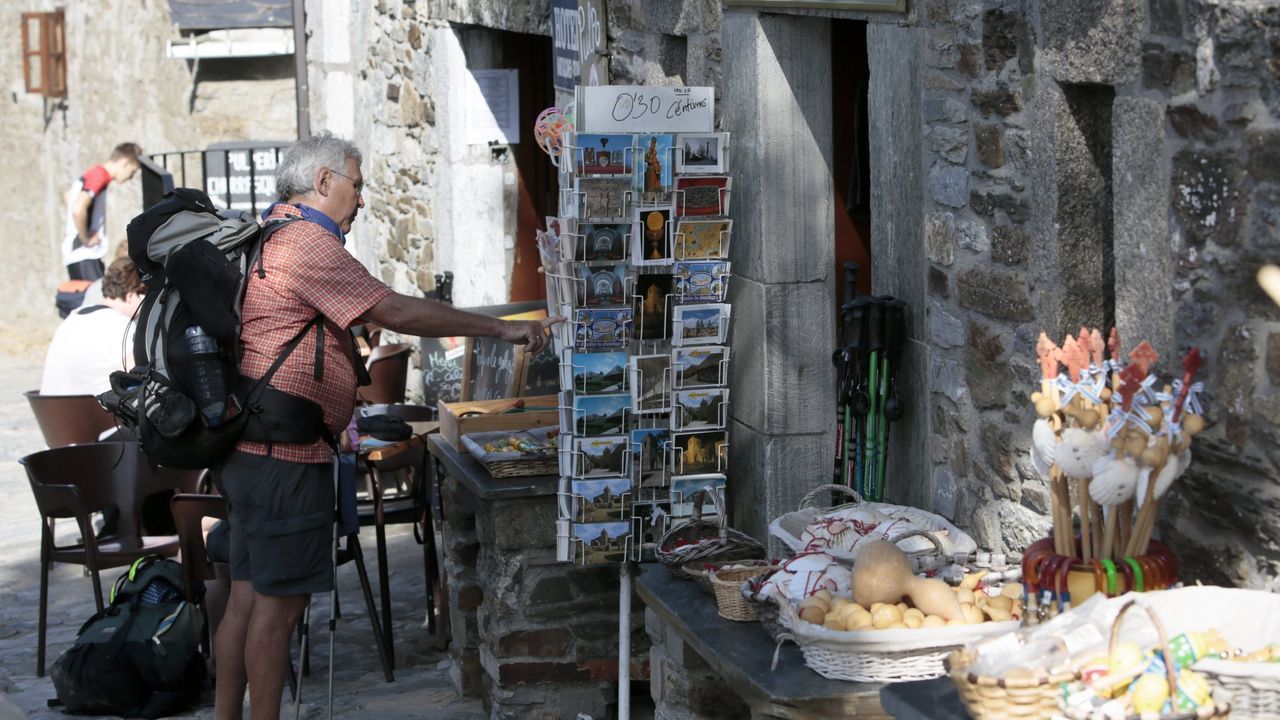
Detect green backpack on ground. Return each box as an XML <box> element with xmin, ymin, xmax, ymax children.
<box><xmin>50</xmin><ymin>556</ymin><xmax>206</xmax><ymax>718</ymax></box>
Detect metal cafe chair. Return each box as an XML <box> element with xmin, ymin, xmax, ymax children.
<box><xmin>356</xmin><ymin>343</ymin><xmax>413</xmax><ymax>405</ymax></box>
<box><xmin>24</xmin><ymin>390</ymin><xmax>117</xmax><ymax>447</ymax></box>
<box><xmin>21</xmin><ymin>442</ymin><xmax>202</xmax><ymax>676</ymax></box>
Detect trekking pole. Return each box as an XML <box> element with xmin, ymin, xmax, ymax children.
<box><xmin>864</xmin><ymin>298</ymin><xmax>885</xmax><ymax>500</ymax></box>
<box><xmin>840</xmin><ymin>263</ymin><xmax>861</xmax><ymax>490</ymax></box>
<box><xmin>833</xmin><ymin>345</ymin><xmax>852</xmax><ymax>487</ymax></box>
<box><xmin>295</xmin><ymin>605</ymin><xmax>310</xmax><ymax>720</ymax></box>
<box><xmin>328</xmin><ymin>457</ymin><xmax>339</xmax><ymax>720</ymax></box>
<box><xmin>846</xmin><ymin>298</ymin><xmax>870</xmax><ymax>495</ymax></box>
<box><xmin>879</xmin><ymin>300</ymin><xmax>906</xmax><ymax>497</ymax></box>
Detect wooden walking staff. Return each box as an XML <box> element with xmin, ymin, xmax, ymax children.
<box><xmin>1102</xmin><ymin>363</ymin><xmax>1145</xmax><ymax>560</ymax></box>
<box><xmin>1034</xmin><ymin>334</ymin><xmax>1070</xmax><ymax>556</ymax></box>
<box><xmin>1126</xmin><ymin>348</ymin><xmax>1203</xmax><ymax>558</ymax></box>
<box><xmin>1060</xmin><ymin>335</ymin><xmax>1096</xmax><ymax>561</ymax></box>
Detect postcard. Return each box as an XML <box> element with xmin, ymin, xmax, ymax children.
<box><xmin>572</xmin><ymin>393</ymin><xmax>629</xmax><ymax>436</ymax></box>
<box><xmin>575</xmin><ymin>133</ymin><xmax>633</xmax><ymax>176</ymax></box>
<box><xmin>573</xmin><ymin>521</ymin><xmax>631</xmax><ymax>564</ymax></box>
<box><xmin>632</xmin><ymin>272</ymin><xmax>672</xmax><ymax>340</ymax></box>
<box><xmin>630</xmin><ymin>427</ymin><xmax>671</xmax><ymax>486</ymax></box>
<box><xmin>674</xmin><ymin>176</ymin><xmax>731</xmax><ymax>217</ymax></box>
<box><xmin>672</xmin><ymin>303</ymin><xmax>731</xmax><ymax>346</ymax></box>
<box><xmin>632</xmin><ymin>205</ymin><xmax>674</xmax><ymax>266</ymax></box>
<box><xmin>631</xmin><ymin>133</ymin><xmax>675</xmax><ymax>199</ymax></box>
<box><xmin>673</xmin><ymin>261</ymin><xmax>729</xmax><ymax>303</ymax></box>
<box><xmin>575</xmin><ymin>264</ymin><xmax>629</xmax><ymax>307</ymax></box>
<box><xmin>631</xmin><ymin>353</ymin><xmax>672</xmax><ymax>414</ymax></box>
<box><xmin>576</xmin><ymin>177</ymin><xmax>631</xmax><ymax>219</ymax></box>
<box><xmin>672</xmin><ymin>431</ymin><xmax>728</xmax><ymax>476</ymax></box>
<box><xmin>574</xmin><ymin>307</ymin><xmax>633</xmax><ymax>351</ymax></box>
<box><xmin>673</xmin><ymin>388</ymin><xmax>728</xmax><ymax>431</ymax></box>
<box><xmin>572</xmin><ymin>476</ymin><xmax>632</xmax><ymax>522</ymax></box>
<box><xmin>670</xmin><ymin>473</ymin><xmax>727</xmax><ymax>517</ymax></box>
<box><xmin>630</xmin><ymin>499</ymin><xmax>672</xmax><ymax>547</ymax></box>
<box><xmin>672</xmin><ymin>345</ymin><xmax>728</xmax><ymax>388</ymax></box>
<box><xmin>673</xmin><ymin>219</ymin><xmax>731</xmax><ymax>261</ymax></box>
<box><xmin>565</xmin><ymin>351</ymin><xmax>628</xmax><ymax>394</ymax></box>
<box><xmin>574</xmin><ymin>435</ymin><xmax>628</xmax><ymax>478</ymax></box>
<box><xmin>573</xmin><ymin>221</ymin><xmax>632</xmax><ymax>263</ymax></box>
<box><xmin>675</xmin><ymin>133</ymin><xmax>728</xmax><ymax>175</ymax></box>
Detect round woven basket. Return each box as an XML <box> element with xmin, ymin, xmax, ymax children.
<box><xmin>656</xmin><ymin>489</ymin><xmax>765</xmax><ymax>579</ymax></box>
<box><xmin>947</xmin><ymin>648</ymin><xmax>1078</xmax><ymax>719</ymax></box>
<box><xmin>709</xmin><ymin>564</ymin><xmax>777</xmax><ymax>622</ymax></box>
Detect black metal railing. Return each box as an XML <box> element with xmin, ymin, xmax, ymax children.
<box><xmin>150</xmin><ymin>143</ymin><xmax>288</xmax><ymax>217</ymax></box>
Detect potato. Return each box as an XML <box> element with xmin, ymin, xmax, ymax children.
<box><xmin>799</xmin><ymin>605</ymin><xmax>826</xmax><ymax>625</ymax></box>
<box><xmin>823</xmin><ymin>617</ymin><xmax>845</xmax><ymax>631</ymax></box>
<box><xmin>813</xmin><ymin>589</ymin><xmax>834</xmax><ymax>603</ymax></box>
<box><xmin>896</xmin><ymin>602</ymin><xmax>909</xmax><ymax>614</ymax></box>
<box><xmin>903</xmin><ymin>608</ymin><xmax>925</xmax><ymax>622</ymax></box>
<box><xmin>954</xmin><ymin>588</ymin><xmax>976</xmax><ymax>606</ymax></box>
<box><xmin>843</xmin><ymin>609</ymin><xmax>873</xmax><ymax>631</ymax></box>
<box><xmin>887</xmin><ymin>622</ymin><xmax>908</xmax><ymax>629</ymax></box>
<box><xmin>903</xmin><ymin>615</ymin><xmax>922</xmax><ymax>629</ymax></box>
<box><xmin>869</xmin><ymin>602</ymin><xmax>887</xmax><ymax>613</ymax></box>
<box><xmin>922</xmin><ymin>615</ymin><xmax>946</xmax><ymax>628</ymax></box>
<box><xmin>960</xmin><ymin>603</ymin><xmax>984</xmax><ymax>625</ymax></box>
<box><xmin>829</xmin><ymin>598</ymin><xmax>850</xmax><ymax>612</ymax></box>
<box><xmin>946</xmin><ymin>618</ymin><xmax>966</xmax><ymax>626</ymax></box>
<box><xmin>983</xmin><ymin>606</ymin><xmax>1012</xmax><ymax>622</ymax></box>
<box><xmin>987</xmin><ymin>595</ymin><xmax>1013</xmax><ymax>612</ymax></box>
<box><xmin>960</xmin><ymin>569</ymin><xmax>988</xmax><ymax>591</ymax></box>
<box><xmin>871</xmin><ymin>605</ymin><xmax>903</xmax><ymax>629</ymax></box>
<box><xmin>800</xmin><ymin>596</ymin><xmax>830</xmax><ymax>614</ymax></box>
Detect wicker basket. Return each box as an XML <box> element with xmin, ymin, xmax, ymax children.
<box><xmin>769</xmin><ymin>483</ymin><xmax>976</xmax><ymax>563</ymax></box>
<box><xmin>656</xmin><ymin>489</ymin><xmax>765</xmax><ymax>579</ymax></box>
<box><xmin>947</xmin><ymin>647</ymin><xmax>1078</xmax><ymax>719</ymax></box>
<box><xmin>1061</xmin><ymin>600</ymin><xmax>1231</xmax><ymax>720</ymax></box>
<box><xmin>777</xmin><ymin>594</ymin><xmax>1019</xmax><ymax>683</ymax></box>
<box><xmin>709</xmin><ymin>564</ymin><xmax>778</xmax><ymax>622</ymax></box>
<box><xmin>461</xmin><ymin>429</ymin><xmax>559</xmax><ymax>478</ymax></box>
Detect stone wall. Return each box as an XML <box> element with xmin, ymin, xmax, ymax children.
<box><xmin>0</xmin><ymin>0</ymin><xmax>295</xmax><ymax>331</ymax></box>
<box><xmin>918</xmin><ymin>0</ymin><xmax>1280</xmax><ymax>587</ymax></box>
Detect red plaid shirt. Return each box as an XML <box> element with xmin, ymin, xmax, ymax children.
<box><xmin>236</xmin><ymin>204</ymin><xmax>393</xmax><ymax>463</ymax></box>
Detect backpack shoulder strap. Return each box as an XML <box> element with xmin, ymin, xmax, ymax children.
<box><xmin>249</xmin><ymin>216</ymin><xmax>303</xmax><ymax>279</ymax></box>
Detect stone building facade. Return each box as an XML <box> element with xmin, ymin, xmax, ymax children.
<box><xmin>0</xmin><ymin>0</ymin><xmax>295</xmax><ymax>330</ymax></box>
<box><xmin>313</xmin><ymin>0</ymin><xmax>1280</xmax><ymax>596</ymax></box>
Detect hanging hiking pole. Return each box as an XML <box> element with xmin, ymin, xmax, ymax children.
<box><xmin>864</xmin><ymin>298</ymin><xmax>885</xmax><ymax>501</ymax></box>
<box><xmin>878</xmin><ymin>299</ymin><xmax>906</xmax><ymax>497</ymax></box>
<box><xmin>837</xmin><ymin>263</ymin><xmax>861</xmax><ymax>489</ymax></box>
<box><xmin>847</xmin><ymin>298</ymin><xmax>870</xmax><ymax>496</ymax></box>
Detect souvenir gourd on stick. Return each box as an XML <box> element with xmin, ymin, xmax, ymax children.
<box><xmin>1055</xmin><ymin>335</ymin><xmax>1107</xmax><ymax>561</ymax></box>
<box><xmin>1031</xmin><ymin>334</ymin><xmax>1067</xmax><ymax>555</ymax></box>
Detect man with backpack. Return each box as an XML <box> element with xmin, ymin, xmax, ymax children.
<box><xmin>211</xmin><ymin>132</ymin><xmax>557</xmax><ymax>720</ymax></box>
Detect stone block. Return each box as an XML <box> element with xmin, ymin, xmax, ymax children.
<box><xmin>924</xmin><ymin>95</ymin><xmax>968</xmax><ymax>124</ymax></box>
<box><xmin>479</xmin><ymin>497</ymin><xmax>558</xmax><ymax>551</ymax></box>
<box><xmin>955</xmin><ymin>217</ymin><xmax>989</xmax><ymax>253</ymax></box>
<box><xmin>527</xmin><ymin>576</ymin><xmax>573</xmax><ymax>606</ymax></box>
<box><xmin>1040</xmin><ymin>0</ymin><xmax>1143</xmax><ymax>85</ymax></box>
<box><xmin>1168</xmin><ymin>104</ymin><xmax>1225</xmax><ymax>142</ymax></box>
<box><xmin>971</xmin><ymin>88</ymin><xmax>1021</xmax><ymax>118</ymax></box>
<box><xmin>928</xmin><ymin>126</ymin><xmax>969</xmax><ymax>166</ymax></box>
<box><xmin>957</xmin><ymin>44</ymin><xmax>982</xmax><ymax>77</ymax></box>
<box><xmin>970</xmin><ymin>190</ymin><xmax>1029</xmax><ymax>223</ymax></box>
<box><xmin>991</xmin><ymin>225</ymin><xmax>1028</xmax><ymax>265</ymax></box>
<box><xmin>957</xmin><ymin>268</ymin><xmax>1033</xmax><ymax>322</ymax></box>
<box><xmin>982</xmin><ymin>9</ymin><xmax>1020</xmax><ymax>70</ymax></box>
<box><xmin>1142</xmin><ymin>42</ymin><xmax>1196</xmax><ymax>94</ymax></box>
<box><xmin>929</xmin><ymin>163</ymin><xmax>969</xmax><ymax>208</ymax></box>
<box><xmin>932</xmin><ymin>466</ymin><xmax>957</xmax><ymax>519</ymax></box>
<box><xmin>975</xmin><ymin>123</ymin><xmax>1005</xmax><ymax>168</ymax></box>
<box><xmin>929</xmin><ymin>267</ymin><xmax>951</xmax><ymax>298</ymax></box>
<box><xmin>1171</xmin><ymin>148</ymin><xmax>1244</xmax><ymax>247</ymax></box>
<box><xmin>929</xmin><ymin>304</ymin><xmax>965</xmax><ymax>348</ymax></box>
<box><xmin>569</xmin><ymin>563</ymin><xmax>621</xmax><ymax>597</ymax></box>
<box><xmin>926</xmin><ymin>212</ymin><xmax>956</xmax><ymax>266</ymax></box>
<box><xmin>496</xmin><ymin>629</ymin><xmax>572</xmax><ymax>659</ymax></box>
<box><xmin>494</xmin><ymin>660</ymin><xmax>589</xmax><ymax>685</ymax></box>
<box><xmin>727</xmin><ymin>276</ymin><xmax>836</xmax><ymax>435</ymax></box>
<box><xmin>728</xmin><ymin>420</ymin><xmax>834</xmax><ymax>551</ymax></box>
<box><xmin>1150</xmin><ymin>0</ymin><xmax>1184</xmax><ymax>36</ymax></box>
<box><xmin>723</xmin><ymin>10</ymin><xmax>834</xmax><ymax>285</ymax></box>
<box><xmin>1245</xmin><ymin>129</ymin><xmax>1280</xmax><ymax>183</ymax></box>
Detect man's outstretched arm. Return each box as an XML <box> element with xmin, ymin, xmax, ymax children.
<box><xmin>362</xmin><ymin>293</ymin><xmax>561</xmax><ymax>353</ymax></box>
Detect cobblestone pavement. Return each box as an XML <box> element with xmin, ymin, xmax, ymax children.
<box><xmin>0</xmin><ymin>352</ymin><xmax>485</xmax><ymax>719</ymax></box>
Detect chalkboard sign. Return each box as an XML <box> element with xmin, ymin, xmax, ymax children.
<box><xmin>524</xmin><ymin>344</ymin><xmax>560</xmax><ymax>397</ymax></box>
<box><xmin>420</xmin><ymin>300</ymin><xmax>548</xmax><ymax>405</ymax></box>
<box><xmin>460</xmin><ymin>309</ymin><xmax>550</xmax><ymax>402</ymax></box>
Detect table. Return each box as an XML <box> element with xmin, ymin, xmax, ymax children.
<box><xmin>426</xmin><ymin>433</ymin><xmax>559</xmax><ymax>500</ymax></box>
<box><xmin>637</xmin><ymin>564</ymin><xmax>892</xmax><ymax>719</ymax></box>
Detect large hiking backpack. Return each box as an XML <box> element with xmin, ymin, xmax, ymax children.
<box><xmin>98</xmin><ymin>188</ymin><xmax>333</xmax><ymax>469</ymax></box>
<box><xmin>50</xmin><ymin>557</ymin><xmax>206</xmax><ymax>718</ymax></box>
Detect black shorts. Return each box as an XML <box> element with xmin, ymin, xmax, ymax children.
<box><xmin>213</xmin><ymin>451</ymin><xmax>336</xmax><ymax>597</ymax></box>
<box><xmin>67</xmin><ymin>258</ymin><xmax>105</xmax><ymax>281</ymax></box>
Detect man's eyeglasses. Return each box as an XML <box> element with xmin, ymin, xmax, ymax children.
<box><xmin>329</xmin><ymin>168</ymin><xmax>364</xmax><ymax>195</ymax></box>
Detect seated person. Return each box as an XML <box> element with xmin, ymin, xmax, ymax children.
<box><xmin>40</xmin><ymin>257</ymin><xmax>144</xmax><ymax>397</ymax></box>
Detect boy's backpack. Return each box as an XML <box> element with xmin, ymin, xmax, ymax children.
<box><xmin>50</xmin><ymin>556</ymin><xmax>206</xmax><ymax>718</ymax></box>
<box><xmin>98</xmin><ymin>188</ymin><xmax>335</xmax><ymax>469</ymax></box>
<box><xmin>55</xmin><ymin>279</ymin><xmax>92</xmax><ymax>318</ymax></box>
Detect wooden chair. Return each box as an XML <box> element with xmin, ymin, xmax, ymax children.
<box><xmin>361</xmin><ymin>442</ymin><xmax>446</xmax><ymax>663</ymax></box>
<box><xmin>169</xmin><ymin>494</ymin><xmax>229</xmax><ymax>650</ymax></box>
<box><xmin>24</xmin><ymin>390</ymin><xmax>117</xmax><ymax>447</ymax></box>
<box><xmin>356</xmin><ymin>343</ymin><xmax>413</xmax><ymax>405</ymax></box>
<box><xmin>21</xmin><ymin>442</ymin><xmax>202</xmax><ymax>676</ymax></box>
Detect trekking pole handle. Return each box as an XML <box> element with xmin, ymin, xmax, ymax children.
<box><xmin>842</xmin><ymin>261</ymin><xmax>861</xmax><ymax>303</ymax></box>
<box><xmin>866</xmin><ymin>298</ymin><xmax>885</xmax><ymax>353</ymax></box>
<box><xmin>846</xmin><ymin>297</ymin><xmax>869</xmax><ymax>354</ymax></box>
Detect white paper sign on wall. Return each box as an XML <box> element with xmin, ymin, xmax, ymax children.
<box><xmin>466</xmin><ymin>69</ymin><xmax>520</xmax><ymax>145</ymax></box>
<box><xmin>576</xmin><ymin>85</ymin><xmax>715</xmax><ymax>134</ymax></box>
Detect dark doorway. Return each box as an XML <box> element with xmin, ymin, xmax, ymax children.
<box><xmin>832</xmin><ymin>19</ymin><xmax>872</xmax><ymax>307</ymax></box>
<box><xmin>502</xmin><ymin>31</ymin><xmax>557</xmax><ymax>302</ymax></box>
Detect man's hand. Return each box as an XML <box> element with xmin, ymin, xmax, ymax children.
<box><xmin>501</xmin><ymin>315</ymin><xmax>565</xmax><ymax>354</ymax></box>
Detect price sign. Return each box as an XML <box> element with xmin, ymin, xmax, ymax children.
<box><xmin>577</xmin><ymin>85</ymin><xmax>715</xmax><ymax>134</ymax></box>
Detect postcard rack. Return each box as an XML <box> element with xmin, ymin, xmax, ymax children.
<box><xmin>538</xmin><ymin>127</ymin><xmax>736</xmax><ymax>565</ymax></box>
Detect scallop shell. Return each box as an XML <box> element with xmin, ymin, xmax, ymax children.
<box><xmin>1056</xmin><ymin>428</ymin><xmax>1106</xmax><ymax>477</ymax></box>
<box><xmin>1135</xmin><ymin>466</ymin><xmax>1154</xmax><ymax>508</ymax></box>
<box><xmin>1151</xmin><ymin>460</ymin><xmax>1179</xmax><ymax>499</ymax></box>
<box><xmin>1032</xmin><ymin>419</ymin><xmax>1057</xmax><ymax>468</ymax></box>
<box><xmin>1175</xmin><ymin>448</ymin><xmax>1192</xmax><ymax>477</ymax></box>
<box><xmin>1089</xmin><ymin>453</ymin><xmax>1139</xmax><ymax>506</ymax></box>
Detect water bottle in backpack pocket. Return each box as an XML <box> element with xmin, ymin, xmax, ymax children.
<box><xmin>183</xmin><ymin>325</ymin><xmax>227</xmax><ymax>427</ymax></box>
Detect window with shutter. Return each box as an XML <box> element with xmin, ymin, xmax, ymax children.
<box><xmin>21</xmin><ymin>9</ymin><xmax>67</xmax><ymax>98</ymax></box>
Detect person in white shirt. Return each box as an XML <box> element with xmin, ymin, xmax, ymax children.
<box><xmin>40</xmin><ymin>257</ymin><xmax>144</xmax><ymax>396</ymax></box>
